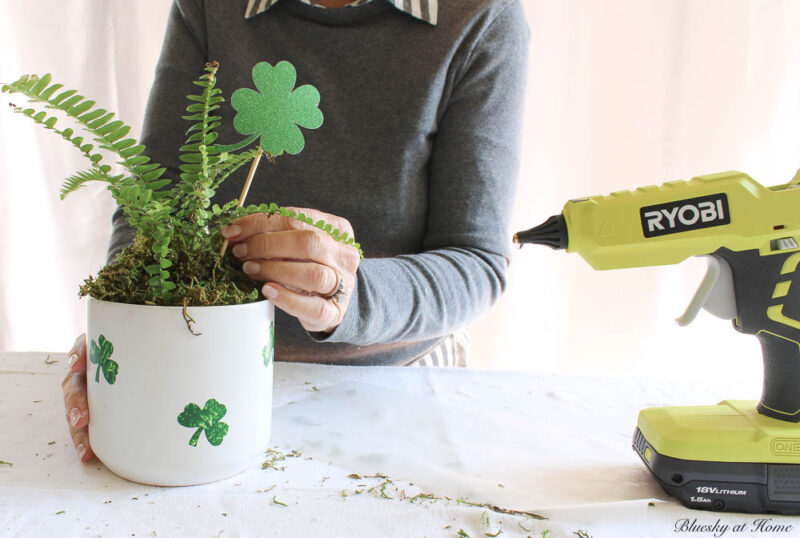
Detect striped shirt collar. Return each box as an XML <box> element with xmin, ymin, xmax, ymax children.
<box><xmin>244</xmin><ymin>0</ymin><xmax>438</xmax><ymax>26</ymax></box>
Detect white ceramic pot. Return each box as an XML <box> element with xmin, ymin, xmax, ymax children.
<box><xmin>86</xmin><ymin>297</ymin><xmax>274</xmax><ymax>486</ymax></box>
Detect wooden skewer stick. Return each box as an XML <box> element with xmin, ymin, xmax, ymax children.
<box><xmin>220</xmin><ymin>150</ymin><xmax>263</xmax><ymax>257</ymax></box>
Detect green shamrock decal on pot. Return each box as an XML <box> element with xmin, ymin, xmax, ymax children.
<box><xmin>216</xmin><ymin>61</ymin><xmax>323</xmax><ymax>156</ymax></box>
<box><xmin>177</xmin><ymin>398</ymin><xmax>230</xmax><ymax>447</ymax></box>
<box><xmin>263</xmin><ymin>320</ymin><xmax>274</xmax><ymax>367</ymax></box>
<box><xmin>89</xmin><ymin>334</ymin><xmax>118</xmax><ymax>385</ymax></box>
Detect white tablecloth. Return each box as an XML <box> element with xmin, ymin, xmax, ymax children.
<box><xmin>1</xmin><ymin>352</ymin><xmax>798</xmax><ymax>538</ymax></box>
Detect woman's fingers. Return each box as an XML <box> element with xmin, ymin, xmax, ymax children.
<box><xmin>223</xmin><ymin>207</ymin><xmax>355</xmax><ymax>242</ymax></box>
<box><xmin>63</xmin><ymin>369</ymin><xmax>89</xmax><ymax>429</ymax></box>
<box><xmin>262</xmin><ymin>283</ymin><xmax>344</xmax><ymax>333</ymax></box>
<box><xmin>233</xmin><ymin>228</ymin><xmax>332</xmax><ymax>264</ymax></box>
<box><xmin>61</xmin><ymin>333</ymin><xmax>95</xmax><ymax>463</ymax></box>
<box><xmin>235</xmin><ymin>227</ymin><xmax>357</xmax><ymax>268</ymax></box>
<box><xmin>241</xmin><ymin>259</ymin><xmax>340</xmax><ymax>296</ymax></box>
<box><xmin>73</xmin><ymin>429</ymin><xmax>94</xmax><ymax>463</ymax></box>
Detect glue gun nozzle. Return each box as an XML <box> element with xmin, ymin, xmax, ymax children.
<box><xmin>514</xmin><ymin>214</ymin><xmax>568</xmax><ymax>250</ymax></box>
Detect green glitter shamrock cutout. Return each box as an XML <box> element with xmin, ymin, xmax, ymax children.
<box><xmin>216</xmin><ymin>61</ymin><xmax>323</xmax><ymax>156</ymax></box>
<box><xmin>177</xmin><ymin>398</ymin><xmax>229</xmax><ymax>447</ymax></box>
<box><xmin>89</xmin><ymin>334</ymin><xmax>118</xmax><ymax>385</ymax></box>
<box><xmin>263</xmin><ymin>321</ymin><xmax>275</xmax><ymax>367</ymax></box>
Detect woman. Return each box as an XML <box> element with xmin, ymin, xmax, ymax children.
<box><xmin>63</xmin><ymin>0</ymin><xmax>529</xmax><ymax>462</ymax></box>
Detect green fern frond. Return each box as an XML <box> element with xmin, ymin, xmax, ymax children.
<box><xmin>176</xmin><ymin>61</ymin><xmax>225</xmax><ymax>228</ymax></box>
<box><xmin>5</xmin><ymin>99</ymin><xmax>116</xmax><ymax>170</ymax></box>
<box><xmin>2</xmin><ymin>73</ymin><xmax>164</xmax><ymax>183</ymax></box>
<box><xmin>4</xmin><ymin>63</ymin><xmax>360</xmax><ymax>307</ymax></box>
<box><xmin>60</xmin><ymin>167</ymin><xmax>113</xmax><ymax>199</ymax></box>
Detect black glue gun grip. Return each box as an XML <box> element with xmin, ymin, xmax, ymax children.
<box><xmin>714</xmin><ymin>247</ymin><xmax>800</xmax><ymax>422</ymax></box>
<box><xmin>756</xmin><ymin>332</ymin><xmax>800</xmax><ymax>421</ymax></box>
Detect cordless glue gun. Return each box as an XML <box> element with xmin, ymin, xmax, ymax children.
<box><xmin>516</xmin><ymin>170</ymin><xmax>800</xmax><ymax>514</ymax></box>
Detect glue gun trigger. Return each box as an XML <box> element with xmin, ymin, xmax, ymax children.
<box><xmin>675</xmin><ymin>255</ymin><xmax>737</xmax><ymax>326</ymax></box>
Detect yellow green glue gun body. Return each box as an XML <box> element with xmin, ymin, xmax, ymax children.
<box><xmin>516</xmin><ymin>171</ymin><xmax>800</xmax><ymax>513</ymax></box>
<box><xmin>517</xmin><ymin>170</ymin><xmax>800</xmax><ymax>421</ymax></box>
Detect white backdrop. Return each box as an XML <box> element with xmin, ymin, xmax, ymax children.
<box><xmin>1</xmin><ymin>1</ymin><xmax>799</xmax><ymax>390</ymax></box>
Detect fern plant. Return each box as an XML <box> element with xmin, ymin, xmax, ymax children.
<box><xmin>2</xmin><ymin>61</ymin><xmax>360</xmax><ymax>307</ymax></box>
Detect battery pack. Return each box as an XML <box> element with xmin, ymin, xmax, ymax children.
<box><xmin>634</xmin><ymin>427</ymin><xmax>800</xmax><ymax>513</ymax></box>
<box><xmin>634</xmin><ymin>401</ymin><xmax>800</xmax><ymax>514</ymax></box>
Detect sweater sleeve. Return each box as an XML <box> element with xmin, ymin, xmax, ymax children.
<box><xmin>318</xmin><ymin>2</ymin><xmax>530</xmax><ymax>346</ymax></box>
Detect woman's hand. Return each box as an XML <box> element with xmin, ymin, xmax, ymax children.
<box><xmin>61</xmin><ymin>333</ymin><xmax>95</xmax><ymax>463</ymax></box>
<box><xmin>222</xmin><ymin>207</ymin><xmax>361</xmax><ymax>333</ymax></box>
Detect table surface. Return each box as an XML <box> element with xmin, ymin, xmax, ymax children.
<box><xmin>1</xmin><ymin>351</ymin><xmax>798</xmax><ymax>538</ymax></box>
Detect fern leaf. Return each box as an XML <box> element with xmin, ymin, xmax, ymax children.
<box><xmin>1</xmin><ymin>74</ymin><xmax>29</xmax><ymax>93</ymax></box>
<box><xmin>179</xmin><ymin>163</ymin><xmax>202</xmax><ymax>173</ymax></box>
<box><xmin>57</xmin><ymin>94</ymin><xmax>83</xmax><ymax>110</ymax></box>
<box><xmin>146</xmin><ymin>179</ymin><xmax>171</xmax><ymax>191</ymax></box>
<box><xmin>142</xmin><ymin>167</ymin><xmax>167</xmax><ymax>181</ymax></box>
<box><xmin>179</xmin><ymin>153</ymin><xmax>203</xmax><ymax>163</ymax></box>
<box><xmin>88</xmin><ymin>112</ymin><xmax>115</xmax><ymax>129</ymax></box>
<box><xmin>106</xmin><ymin>125</ymin><xmax>131</xmax><ymax>142</ymax></box>
<box><xmin>133</xmin><ymin>163</ymin><xmax>160</xmax><ymax>175</ymax></box>
<box><xmin>60</xmin><ymin>168</ymin><xmax>111</xmax><ymax>199</ymax></box>
<box><xmin>181</xmin><ymin>113</ymin><xmax>205</xmax><ymax>122</ymax></box>
<box><xmin>119</xmin><ymin>145</ymin><xmax>145</xmax><ymax>158</ymax></box>
<box><xmin>127</xmin><ymin>155</ymin><xmax>151</xmax><ymax>167</ymax></box>
<box><xmin>69</xmin><ymin>99</ymin><xmax>95</xmax><ymax>116</ymax></box>
<box><xmin>31</xmin><ymin>74</ymin><xmax>51</xmax><ymax>95</ymax></box>
<box><xmin>78</xmin><ymin>108</ymin><xmax>107</xmax><ymax>123</ymax></box>
<box><xmin>39</xmin><ymin>82</ymin><xmax>63</xmax><ymax>101</ymax></box>
<box><xmin>185</xmin><ymin>123</ymin><xmax>205</xmax><ymax>135</ymax></box>
<box><xmin>97</xmin><ymin>120</ymin><xmax>123</xmax><ymax>135</ymax></box>
<box><xmin>179</xmin><ymin>142</ymin><xmax>202</xmax><ymax>152</ymax></box>
<box><xmin>21</xmin><ymin>76</ymin><xmax>39</xmax><ymax>93</ymax></box>
<box><xmin>112</xmin><ymin>138</ymin><xmax>137</xmax><ymax>151</ymax></box>
<box><xmin>50</xmin><ymin>88</ymin><xmax>77</xmax><ymax>105</ymax></box>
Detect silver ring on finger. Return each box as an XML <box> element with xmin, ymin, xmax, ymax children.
<box><xmin>324</xmin><ymin>268</ymin><xmax>347</xmax><ymax>303</ymax></box>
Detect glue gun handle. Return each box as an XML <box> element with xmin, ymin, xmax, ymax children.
<box><xmin>757</xmin><ymin>331</ymin><xmax>800</xmax><ymax>422</ymax></box>
<box><xmin>713</xmin><ymin>247</ymin><xmax>800</xmax><ymax>422</ymax></box>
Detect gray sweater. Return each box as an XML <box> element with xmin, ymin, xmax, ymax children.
<box><xmin>109</xmin><ymin>0</ymin><xmax>530</xmax><ymax>365</ymax></box>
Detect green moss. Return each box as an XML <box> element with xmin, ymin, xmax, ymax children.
<box><xmin>80</xmin><ymin>233</ymin><xmax>260</xmax><ymax>306</ymax></box>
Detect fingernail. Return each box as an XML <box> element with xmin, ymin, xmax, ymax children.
<box><xmin>69</xmin><ymin>407</ymin><xmax>81</xmax><ymax>427</ymax></box>
<box><xmin>221</xmin><ymin>225</ymin><xmax>241</xmax><ymax>239</ymax></box>
<box><xmin>68</xmin><ymin>353</ymin><xmax>79</xmax><ymax>368</ymax></box>
<box><xmin>242</xmin><ymin>261</ymin><xmax>260</xmax><ymax>275</ymax></box>
<box><xmin>232</xmin><ymin>243</ymin><xmax>247</xmax><ymax>258</ymax></box>
<box><xmin>77</xmin><ymin>443</ymin><xmax>86</xmax><ymax>459</ymax></box>
<box><xmin>262</xmin><ymin>284</ymin><xmax>279</xmax><ymax>300</ymax></box>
